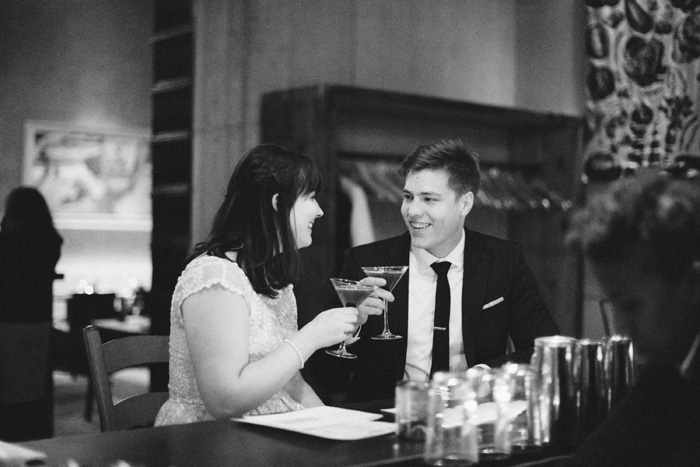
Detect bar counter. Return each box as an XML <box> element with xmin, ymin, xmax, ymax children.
<box><xmin>20</xmin><ymin>413</ymin><xmax>571</xmax><ymax>467</ymax></box>
<box><xmin>21</xmin><ymin>417</ymin><xmax>421</xmax><ymax>467</ymax></box>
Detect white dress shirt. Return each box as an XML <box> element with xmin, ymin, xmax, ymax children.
<box><xmin>404</xmin><ymin>231</ymin><xmax>468</xmax><ymax>381</ymax></box>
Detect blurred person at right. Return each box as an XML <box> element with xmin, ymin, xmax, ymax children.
<box><xmin>563</xmin><ymin>173</ymin><xmax>700</xmax><ymax>466</ymax></box>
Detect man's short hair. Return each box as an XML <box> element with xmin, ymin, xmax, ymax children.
<box><xmin>399</xmin><ymin>139</ymin><xmax>481</xmax><ymax>196</ymax></box>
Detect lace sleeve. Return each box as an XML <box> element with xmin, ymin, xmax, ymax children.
<box><xmin>172</xmin><ymin>256</ymin><xmax>254</xmax><ymax>321</ymax></box>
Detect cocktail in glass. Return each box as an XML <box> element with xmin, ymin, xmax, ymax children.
<box><xmin>325</xmin><ymin>278</ymin><xmax>374</xmax><ymax>359</ymax></box>
<box><xmin>361</xmin><ymin>266</ymin><xmax>408</xmax><ymax>340</ymax></box>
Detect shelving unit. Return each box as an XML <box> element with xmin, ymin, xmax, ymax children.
<box><xmin>261</xmin><ymin>85</ymin><xmax>585</xmax><ymax>336</ymax></box>
<box><xmin>149</xmin><ymin>0</ymin><xmax>193</xmax><ymax>390</ymax></box>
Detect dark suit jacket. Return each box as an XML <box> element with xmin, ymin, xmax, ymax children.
<box><xmin>321</xmin><ymin>228</ymin><xmax>559</xmax><ymax>402</ymax></box>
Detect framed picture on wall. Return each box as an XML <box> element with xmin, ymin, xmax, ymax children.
<box><xmin>23</xmin><ymin>121</ymin><xmax>152</xmax><ymax>231</ymax></box>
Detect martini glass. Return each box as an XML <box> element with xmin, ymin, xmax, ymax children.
<box><xmin>325</xmin><ymin>278</ymin><xmax>374</xmax><ymax>359</ymax></box>
<box><xmin>361</xmin><ymin>266</ymin><xmax>408</xmax><ymax>340</ymax></box>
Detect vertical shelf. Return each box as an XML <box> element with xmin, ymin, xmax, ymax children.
<box><xmin>149</xmin><ymin>0</ymin><xmax>193</xmax><ymax>391</ymax></box>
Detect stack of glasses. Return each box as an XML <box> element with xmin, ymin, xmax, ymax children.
<box><xmin>394</xmin><ymin>334</ymin><xmax>636</xmax><ymax>465</ymax></box>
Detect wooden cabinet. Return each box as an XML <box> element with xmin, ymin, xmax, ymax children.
<box><xmin>261</xmin><ymin>85</ymin><xmax>585</xmax><ymax>336</ymax></box>
<box><xmin>149</xmin><ymin>0</ymin><xmax>193</xmax><ymax>389</ymax></box>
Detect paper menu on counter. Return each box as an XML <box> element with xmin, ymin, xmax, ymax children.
<box><xmin>234</xmin><ymin>406</ymin><xmax>396</xmax><ymax>440</ymax></box>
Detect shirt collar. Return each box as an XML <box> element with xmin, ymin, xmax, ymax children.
<box><xmin>411</xmin><ymin>230</ymin><xmax>465</xmax><ymax>272</ymax></box>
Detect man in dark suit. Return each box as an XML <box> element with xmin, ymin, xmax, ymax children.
<box><xmin>311</xmin><ymin>139</ymin><xmax>560</xmax><ymax>403</ymax></box>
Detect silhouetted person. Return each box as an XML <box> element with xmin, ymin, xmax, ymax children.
<box><xmin>0</xmin><ymin>186</ymin><xmax>62</xmax><ymax>441</ymax></box>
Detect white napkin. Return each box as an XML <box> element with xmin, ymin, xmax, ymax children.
<box><xmin>0</xmin><ymin>440</ymin><xmax>46</xmax><ymax>467</ymax></box>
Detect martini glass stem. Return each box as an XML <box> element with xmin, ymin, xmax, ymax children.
<box><xmin>372</xmin><ymin>298</ymin><xmax>401</xmax><ymax>340</ymax></box>
<box><xmin>362</xmin><ymin>266</ymin><xmax>406</xmax><ymax>341</ymax></box>
<box><xmin>381</xmin><ymin>299</ymin><xmax>390</xmax><ymax>336</ymax></box>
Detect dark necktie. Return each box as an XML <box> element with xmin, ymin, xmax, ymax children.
<box><xmin>430</xmin><ymin>261</ymin><xmax>451</xmax><ymax>376</ymax></box>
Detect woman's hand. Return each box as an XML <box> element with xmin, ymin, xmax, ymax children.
<box><xmin>301</xmin><ymin>307</ymin><xmax>359</xmax><ymax>348</ymax></box>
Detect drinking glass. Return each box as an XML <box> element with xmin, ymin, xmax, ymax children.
<box><xmin>466</xmin><ymin>367</ymin><xmax>510</xmax><ymax>461</ymax></box>
<box><xmin>535</xmin><ymin>336</ymin><xmax>579</xmax><ymax>450</ymax></box>
<box><xmin>395</xmin><ymin>380</ymin><xmax>430</xmax><ymax>440</ymax></box>
<box><xmin>605</xmin><ymin>335</ymin><xmax>635</xmax><ymax>411</ymax></box>
<box><xmin>497</xmin><ymin>363</ymin><xmax>541</xmax><ymax>453</ymax></box>
<box><xmin>577</xmin><ymin>339</ymin><xmax>607</xmax><ymax>439</ymax></box>
<box><xmin>361</xmin><ymin>266</ymin><xmax>408</xmax><ymax>340</ymax></box>
<box><xmin>325</xmin><ymin>278</ymin><xmax>374</xmax><ymax>359</ymax></box>
<box><xmin>424</xmin><ymin>371</ymin><xmax>479</xmax><ymax>465</ymax></box>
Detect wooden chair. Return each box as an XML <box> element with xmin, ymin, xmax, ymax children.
<box><xmin>82</xmin><ymin>324</ymin><xmax>170</xmax><ymax>432</ymax></box>
<box><xmin>66</xmin><ymin>293</ymin><xmax>120</xmax><ymax>421</ymax></box>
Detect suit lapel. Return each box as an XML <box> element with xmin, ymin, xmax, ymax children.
<box><xmin>461</xmin><ymin>228</ymin><xmax>491</xmax><ymax>366</ymax></box>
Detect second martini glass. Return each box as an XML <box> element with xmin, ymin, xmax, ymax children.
<box><xmin>326</xmin><ymin>278</ymin><xmax>374</xmax><ymax>359</ymax></box>
<box><xmin>361</xmin><ymin>266</ymin><xmax>408</xmax><ymax>340</ymax></box>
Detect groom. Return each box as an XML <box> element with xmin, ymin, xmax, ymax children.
<box><xmin>309</xmin><ymin>139</ymin><xmax>559</xmax><ymax>403</ymax></box>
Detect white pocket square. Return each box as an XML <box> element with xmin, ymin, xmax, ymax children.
<box><xmin>482</xmin><ymin>297</ymin><xmax>504</xmax><ymax>309</ymax></box>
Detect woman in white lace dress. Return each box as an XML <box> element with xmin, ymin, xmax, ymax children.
<box><xmin>155</xmin><ymin>145</ymin><xmax>386</xmax><ymax>425</ymax></box>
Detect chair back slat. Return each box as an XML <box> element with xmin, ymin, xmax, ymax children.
<box><xmin>83</xmin><ymin>325</ymin><xmax>170</xmax><ymax>432</ymax></box>
<box><xmin>102</xmin><ymin>334</ymin><xmax>170</xmax><ymax>374</ymax></box>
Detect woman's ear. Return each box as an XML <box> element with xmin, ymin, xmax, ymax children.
<box><xmin>271</xmin><ymin>193</ymin><xmax>279</xmax><ymax>212</ymax></box>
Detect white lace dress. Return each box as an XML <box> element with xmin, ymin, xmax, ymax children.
<box><xmin>154</xmin><ymin>255</ymin><xmax>305</xmax><ymax>426</ymax></box>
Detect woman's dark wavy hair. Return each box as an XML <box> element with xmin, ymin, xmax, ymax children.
<box><xmin>188</xmin><ymin>144</ymin><xmax>322</xmax><ymax>298</ymax></box>
<box><xmin>1</xmin><ymin>186</ymin><xmax>62</xmax><ymax>243</ymax></box>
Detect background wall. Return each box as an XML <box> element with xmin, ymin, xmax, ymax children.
<box><xmin>192</xmin><ymin>0</ymin><xmax>587</xmax><ymax>243</ymax></box>
<box><xmin>0</xmin><ymin>0</ymin><xmax>587</xmax><ymax>320</ymax></box>
<box><xmin>0</xmin><ymin>0</ymin><xmax>153</xmax><ymax>298</ymax></box>
<box><xmin>516</xmin><ymin>0</ymin><xmax>587</xmax><ymax>114</ymax></box>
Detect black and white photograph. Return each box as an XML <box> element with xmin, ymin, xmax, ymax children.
<box><xmin>0</xmin><ymin>1</ymin><xmax>698</xmax><ymax>466</ymax></box>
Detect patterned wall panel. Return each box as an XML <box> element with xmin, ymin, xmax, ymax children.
<box><xmin>584</xmin><ymin>0</ymin><xmax>700</xmax><ymax>181</ymax></box>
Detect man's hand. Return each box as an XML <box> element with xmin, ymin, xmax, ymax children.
<box><xmin>355</xmin><ymin>277</ymin><xmax>393</xmax><ymax>326</ymax></box>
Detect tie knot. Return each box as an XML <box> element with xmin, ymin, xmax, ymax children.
<box><xmin>431</xmin><ymin>261</ymin><xmax>451</xmax><ymax>277</ymax></box>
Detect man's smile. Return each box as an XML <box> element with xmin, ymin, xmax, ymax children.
<box><xmin>409</xmin><ymin>221</ymin><xmax>430</xmax><ymax>229</ymax></box>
